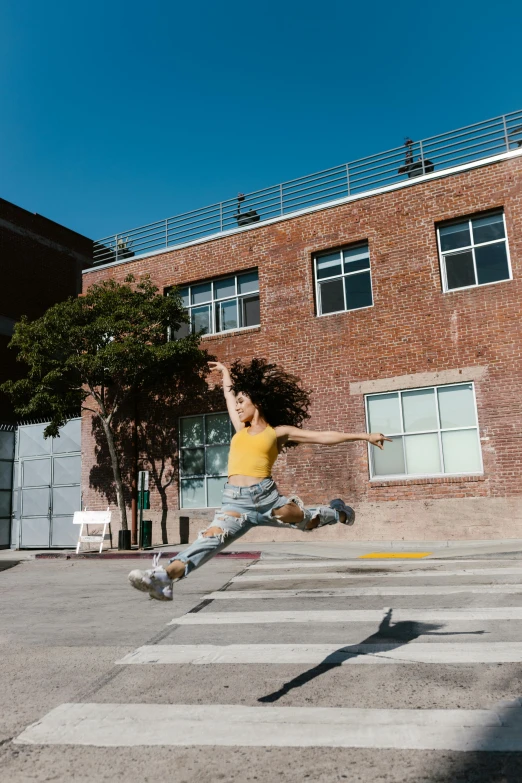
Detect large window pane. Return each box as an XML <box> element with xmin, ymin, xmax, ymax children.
<box><xmin>180</xmin><ymin>479</ymin><xmax>205</xmax><ymax>508</ymax></box>
<box><xmin>373</xmin><ymin>436</ymin><xmax>405</xmax><ymax>476</ymax></box>
<box><xmin>206</xmin><ymin>445</ymin><xmax>229</xmax><ymax>475</ymax></box>
<box><xmin>317</xmin><ymin>252</ymin><xmax>342</xmax><ymax>280</ymax></box>
<box><xmin>442</xmin><ymin>429</ymin><xmax>481</xmax><ymax>473</ymax></box>
<box><xmin>320</xmin><ymin>279</ymin><xmax>344</xmax><ymax>314</ymax></box>
<box><xmin>216</xmin><ymin>299</ymin><xmax>238</xmax><ymax>332</ymax></box>
<box><xmin>179</xmin><ymin>413</ymin><xmax>233</xmax><ymax>508</ymax></box>
<box><xmin>475</xmin><ymin>243</ymin><xmax>510</xmax><ymax>285</ymax></box>
<box><xmin>402</xmin><ymin>389</ymin><xmax>438</xmax><ymax>432</ymax></box>
<box><xmin>344</xmin><ymin>272</ymin><xmax>372</xmax><ymax>310</ymax></box>
<box><xmin>214</xmin><ymin>277</ymin><xmax>236</xmax><ymax>300</ymax></box>
<box><xmin>343</xmin><ymin>246</ymin><xmax>370</xmax><ymax>273</ymax></box>
<box><xmin>241</xmin><ymin>295</ymin><xmax>260</xmax><ymax>327</ymax></box>
<box><xmin>404</xmin><ymin>433</ymin><xmax>441</xmax><ymax>474</ymax></box>
<box><xmin>472</xmin><ymin>213</ymin><xmax>505</xmax><ymax>244</ymax></box>
<box><xmin>238</xmin><ymin>271</ymin><xmax>259</xmax><ymax>294</ymax></box>
<box><xmin>207</xmin><ymin>477</ymin><xmax>227</xmax><ymax>507</ymax></box>
<box><xmin>437</xmin><ymin>384</ymin><xmax>476</xmax><ymax>429</ymax></box>
<box><xmin>174</xmin><ymin>321</ymin><xmax>191</xmax><ymax>340</ymax></box>
<box><xmin>439</xmin><ymin>221</ymin><xmax>471</xmax><ymax>252</ymax></box>
<box><xmin>191</xmin><ymin>283</ymin><xmax>212</xmax><ymax>305</ymax></box>
<box><xmin>181</xmin><ymin>449</ymin><xmax>205</xmax><ymax>476</ymax></box>
<box><xmin>206</xmin><ymin>413</ymin><xmax>230</xmax><ymax>444</ymax></box>
<box><xmin>192</xmin><ymin>305</ymin><xmax>211</xmax><ymax>335</ymax></box>
<box><xmin>179</xmin><ymin>287</ymin><xmax>190</xmax><ymax>307</ymax></box>
<box><xmin>445</xmin><ymin>250</ymin><xmax>475</xmax><ymax>290</ymax></box>
<box><xmin>181</xmin><ymin>417</ymin><xmax>204</xmax><ymax>447</ymax></box>
<box><xmin>367</xmin><ymin>393</ymin><xmax>401</xmax><ymax>434</ymax></box>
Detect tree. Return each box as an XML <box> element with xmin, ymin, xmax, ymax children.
<box><xmin>1</xmin><ymin>275</ymin><xmax>211</xmax><ymax>531</ymax></box>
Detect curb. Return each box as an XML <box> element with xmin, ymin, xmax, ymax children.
<box><xmin>34</xmin><ymin>551</ymin><xmax>261</xmax><ymax>561</ymax></box>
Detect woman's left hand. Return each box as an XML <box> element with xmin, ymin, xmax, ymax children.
<box><xmin>368</xmin><ymin>433</ymin><xmax>393</xmax><ymax>450</ymax></box>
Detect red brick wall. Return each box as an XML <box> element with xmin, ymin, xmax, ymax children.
<box><xmin>81</xmin><ymin>156</ymin><xmax>522</xmax><ymax>536</ymax></box>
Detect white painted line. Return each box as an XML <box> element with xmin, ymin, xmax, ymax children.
<box><xmin>116</xmin><ymin>642</ymin><xmax>522</xmax><ymax>665</ymax></box>
<box><xmin>205</xmin><ymin>585</ymin><xmax>522</xmax><ymax>599</ymax></box>
<box><xmin>170</xmin><ymin>607</ymin><xmax>522</xmax><ymax>625</ymax></box>
<box><xmin>16</xmin><ymin>702</ymin><xmax>522</xmax><ymax>750</ymax></box>
<box><xmin>249</xmin><ymin>559</ymin><xmax>522</xmax><ymax>570</ymax></box>
<box><xmin>233</xmin><ymin>568</ymin><xmax>522</xmax><ymax>583</ymax></box>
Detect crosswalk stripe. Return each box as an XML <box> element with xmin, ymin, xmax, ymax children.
<box><xmin>205</xmin><ymin>584</ymin><xmax>522</xmax><ymax>599</ymax></box>
<box><xmin>116</xmin><ymin>642</ymin><xmax>522</xmax><ymax>665</ymax></box>
<box><xmin>169</xmin><ymin>607</ymin><xmax>522</xmax><ymax>625</ymax></box>
<box><xmin>248</xmin><ymin>559</ymin><xmax>522</xmax><ymax>569</ymax></box>
<box><xmin>232</xmin><ymin>568</ymin><xmax>522</xmax><ymax>583</ymax></box>
<box><xmin>14</xmin><ymin>702</ymin><xmax>522</xmax><ymax>750</ymax></box>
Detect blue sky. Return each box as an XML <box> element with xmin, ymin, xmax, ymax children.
<box><xmin>1</xmin><ymin>0</ymin><xmax>521</xmax><ymax>241</ymax></box>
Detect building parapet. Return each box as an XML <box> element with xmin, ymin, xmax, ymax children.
<box><xmin>93</xmin><ymin>109</ymin><xmax>522</xmax><ymax>268</ymax></box>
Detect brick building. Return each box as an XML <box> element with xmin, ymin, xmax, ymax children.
<box><xmin>0</xmin><ymin>199</ymin><xmax>92</xmax><ymax>548</ymax></box>
<box><xmin>82</xmin><ymin>110</ymin><xmax>522</xmax><ymax>543</ymax></box>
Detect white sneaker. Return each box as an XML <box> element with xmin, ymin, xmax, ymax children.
<box><xmin>128</xmin><ymin>553</ymin><xmax>173</xmax><ymax>601</ymax></box>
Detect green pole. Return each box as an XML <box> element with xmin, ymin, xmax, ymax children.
<box><xmin>138</xmin><ymin>471</ymin><xmax>144</xmax><ymax>549</ymax></box>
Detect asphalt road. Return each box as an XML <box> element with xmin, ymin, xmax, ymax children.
<box><xmin>1</xmin><ymin>554</ymin><xmax>522</xmax><ymax>782</ymax></box>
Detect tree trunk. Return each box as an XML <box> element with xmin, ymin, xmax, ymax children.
<box><xmin>158</xmin><ymin>483</ymin><xmax>169</xmax><ymax>545</ymax></box>
<box><xmin>101</xmin><ymin>417</ymin><xmax>128</xmax><ymax>531</ymax></box>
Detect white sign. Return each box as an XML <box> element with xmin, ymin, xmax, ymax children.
<box><xmin>74</xmin><ymin>510</ymin><xmax>112</xmax><ymax>554</ymax></box>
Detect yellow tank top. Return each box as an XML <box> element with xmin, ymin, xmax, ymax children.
<box><xmin>227</xmin><ymin>425</ymin><xmax>279</xmax><ymax>478</ymax></box>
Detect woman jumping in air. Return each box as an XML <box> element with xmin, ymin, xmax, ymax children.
<box><xmin>129</xmin><ymin>358</ymin><xmax>391</xmax><ymax>600</ymax></box>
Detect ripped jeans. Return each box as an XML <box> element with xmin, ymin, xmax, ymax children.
<box><xmin>171</xmin><ymin>477</ymin><xmax>340</xmax><ymax>578</ymax></box>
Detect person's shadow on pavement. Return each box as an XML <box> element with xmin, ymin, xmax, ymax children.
<box><xmin>258</xmin><ymin>608</ymin><xmax>486</xmax><ymax>703</ymax></box>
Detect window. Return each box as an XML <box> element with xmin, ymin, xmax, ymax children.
<box><xmin>315</xmin><ymin>243</ymin><xmax>373</xmax><ymax>316</ymax></box>
<box><xmin>365</xmin><ymin>383</ymin><xmax>482</xmax><ymax>479</ymax></box>
<box><xmin>179</xmin><ymin>413</ymin><xmax>232</xmax><ymax>507</ymax></box>
<box><xmin>438</xmin><ymin>211</ymin><xmax>511</xmax><ymax>292</ymax></box>
<box><xmin>173</xmin><ymin>271</ymin><xmax>260</xmax><ymax>337</ymax></box>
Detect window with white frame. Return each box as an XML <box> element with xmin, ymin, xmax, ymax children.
<box><xmin>179</xmin><ymin>413</ymin><xmax>232</xmax><ymax>508</ymax></box>
<box><xmin>315</xmin><ymin>243</ymin><xmax>373</xmax><ymax>316</ymax></box>
<box><xmin>438</xmin><ymin>211</ymin><xmax>511</xmax><ymax>292</ymax></box>
<box><xmin>365</xmin><ymin>383</ymin><xmax>483</xmax><ymax>479</ymax></box>
<box><xmin>173</xmin><ymin>270</ymin><xmax>260</xmax><ymax>337</ymax></box>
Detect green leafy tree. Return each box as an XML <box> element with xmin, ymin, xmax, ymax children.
<box><xmin>1</xmin><ymin>275</ymin><xmax>211</xmax><ymax>531</ymax></box>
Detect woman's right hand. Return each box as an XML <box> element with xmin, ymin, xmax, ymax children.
<box><xmin>208</xmin><ymin>361</ymin><xmax>227</xmax><ymax>373</ymax></box>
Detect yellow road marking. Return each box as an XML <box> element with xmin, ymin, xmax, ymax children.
<box><xmin>358</xmin><ymin>552</ymin><xmax>433</xmax><ymax>559</ymax></box>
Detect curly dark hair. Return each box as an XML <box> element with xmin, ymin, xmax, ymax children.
<box><xmin>229</xmin><ymin>358</ymin><xmax>311</xmax><ymax>434</ymax></box>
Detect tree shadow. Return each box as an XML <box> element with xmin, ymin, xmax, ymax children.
<box><xmin>425</xmin><ymin>698</ymin><xmax>522</xmax><ymax>781</ymax></box>
<box><xmin>88</xmin><ymin>375</ymin><xmax>224</xmax><ymax>543</ymax></box>
<box><xmin>258</xmin><ymin>608</ymin><xmax>487</xmax><ymax>704</ymax></box>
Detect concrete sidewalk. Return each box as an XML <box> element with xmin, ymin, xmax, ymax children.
<box><xmin>3</xmin><ymin>538</ymin><xmax>522</xmax><ymax>562</ymax></box>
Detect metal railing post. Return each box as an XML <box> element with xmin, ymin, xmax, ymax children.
<box><xmin>502</xmin><ymin>115</ymin><xmax>510</xmax><ymax>152</ymax></box>
<box><xmin>219</xmin><ymin>202</ymin><xmax>223</xmax><ymax>232</ymax></box>
<box><xmin>346</xmin><ymin>164</ymin><xmax>351</xmax><ymax>195</ymax></box>
<box><xmin>419</xmin><ymin>140</ymin><xmax>426</xmax><ymax>175</ymax></box>
<box><xmin>279</xmin><ymin>184</ymin><xmax>284</xmax><ymax>215</ymax></box>
<box><xmin>165</xmin><ymin>219</ymin><xmax>168</xmax><ymax>248</ymax></box>
<box><xmin>115</xmin><ymin>234</ymin><xmax>118</xmax><ymax>262</ymax></box>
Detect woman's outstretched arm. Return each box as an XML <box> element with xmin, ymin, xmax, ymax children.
<box><xmin>275</xmin><ymin>425</ymin><xmax>392</xmax><ymax>450</ymax></box>
<box><xmin>208</xmin><ymin>361</ymin><xmax>242</xmax><ymax>432</ymax></box>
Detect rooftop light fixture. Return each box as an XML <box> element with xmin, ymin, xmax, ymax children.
<box><xmin>235</xmin><ymin>192</ymin><xmax>260</xmax><ymax>227</ymax></box>
<box><xmin>398</xmin><ymin>137</ymin><xmax>434</xmax><ymax>178</ymax></box>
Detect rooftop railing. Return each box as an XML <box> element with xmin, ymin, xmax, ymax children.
<box><xmin>93</xmin><ymin>109</ymin><xmax>522</xmax><ymax>266</ymax></box>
